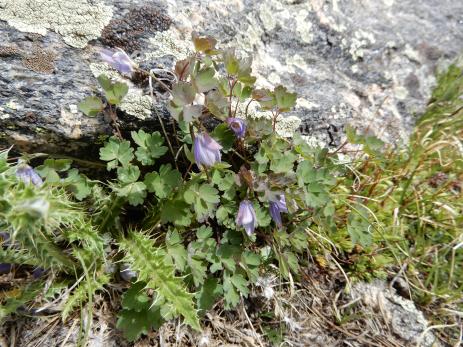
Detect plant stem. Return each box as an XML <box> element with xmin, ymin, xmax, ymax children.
<box><xmin>148</xmin><ymin>72</ymin><xmax>178</xmax><ymax>170</ymax></box>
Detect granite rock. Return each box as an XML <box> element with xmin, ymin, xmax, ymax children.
<box><xmin>0</xmin><ymin>0</ymin><xmax>462</xmax><ymax>157</ymax></box>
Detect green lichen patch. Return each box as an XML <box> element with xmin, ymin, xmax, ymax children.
<box><xmin>0</xmin><ymin>0</ymin><xmax>113</xmax><ymax>48</ymax></box>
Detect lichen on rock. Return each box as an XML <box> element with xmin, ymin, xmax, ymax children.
<box><xmin>0</xmin><ymin>0</ymin><xmax>113</xmax><ymax>48</ymax></box>
<box><xmin>119</xmin><ymin>92</ymin><xmax>152</xmax><ymax>120</ymax></box>
<box><xmin>145</xmin><ymin>27</ymin><xmax>193</xmax><ymax>66</ymax></box>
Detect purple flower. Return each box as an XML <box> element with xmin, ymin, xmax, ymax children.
<box><xmin>269</xmin><ymin>194</ymin><xmax>288</xmax><ymax>228</ymax></box>
<box><xmin>236</xmin><ymin>200</ymin><xmax>257</xmax><ymax>236</ymax></box>
<box><xmin>16</xmin><ymin>164</ymin><xmax>43</xmax><ymax>187</ymax></box>
<box><xmin>0</xmin><ymin>263</ymin><xmax>12</xmax><ymax>275</ymax></box>
<box><xmin>33</xmin><ymin>267</ymin><xmax>47</xmax><ymax>278</ymax></box>
<box><xmin>120</xmin><ymin>264</ymin><xmax>137</xmax><ymax>282</ymax></box>
<box><xmin>99</xmin><ymin>48</ymin><xmax>135</xmax><ymax>74</ymax></box>
<box><xmin>194</xmin><ymin>132</ymin><xmax>222</xmax><ymax>167</ymax></box>
<box><xmin>226</xmin><ymin>117</ymin><xmax>246</xmax><ymax>138</ymax></box>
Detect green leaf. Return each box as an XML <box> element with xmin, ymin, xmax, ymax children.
<box><xmin>121</xmin><ymin>282</ymin><xmax>150</xmax><ymax>311</ymax></box>
<box><xmin>223</xmin><ymin>48</ymin><xmax>239</xmax><ymax>75</ymax></box>
<box><xmin>270</xmin><ymin>151</ymin><xmax>297</xmax><ymax>174</ymax></box>
<box><xmin>274</xmin><ymin>85</ymin><xmax>297</xmax><ymax>111</ymax></box>
<box><xmin>36</xmin><ymin>159</ymin><xmax>72</xmax><ymax>183</ymax></box>
<box><xmin>62</xmin><ymin>274</ymin><xmax>109</xmax><ymax>321</ymax></box>
<box><xmin>188</xmin><ymin>257</ymin><xmax>208</xmax><ymax>287</ymax></box>
<box><xmin>166</xmin><ymin>230</ymin><xmax>188</xmax><ymax>272</ymax></box>
<box><xmin>211</xmin><ymin>123</ymin><xmax>235</xmax><ymax>152</ymax></box>
<box><xmin>117</xmin><ymin>165</ymin><xmax>140</xmax><ymax>184</ymax></box>
<box><xmin>196</xmin><ymin>278</ymin><xmax>223</xmax><ymax>312</ymax></box>
<box><xmin>117</xmin><ymin>307</ymin><xmax>163</xmax><ymax>342</ymax></box>
<box><xmin>196</xmin><ymin>225</ymin><xmax>213</xmax><ymax>240</ymax></box>
<box><xmin>78</xmin><ymin>96</ymin><xmax>104</xmax><ymax>117</ymax></box>
<box><xmin>131</xmin><ymin>130</ymin><xmax>168</xmax><ymax>166</ymax></box>
<box><xmin>120</xmin><ymin>231</ymin><xmax>200</xmax><ymax>330</ymax></box>
<box><xmin>347</xmin><ymin>208</ymin><xmax>372</xmax><ymax>247</ymax></box>
<box><xmin>97</xmin><ymin>75</ymin><xmax>129</xmax><ymax>105</ymax></box>
<box><xmin>183</xmin><ymin>183</ymin><xmax>220</xmax><ymax>221</ymax></box>
<box><xmin>63</xmin><ymin>168</ymin><xmax>92</xmax><ymax>200</ymax></box>
<box><xmin>192</xmin><ymin>67</ymin><xmax>217</xmax><ymax>92</ymax></box>
<box><xmin>223</xmin><ymin>274</ymin><xmax>240</xmax><ymax>309</ymax></box>
<box><xmin>205</xmin><ymin>89</ymin><xmax>228</xmax><ymax>119</ymax></box>
<box><xmin>99</xmin><ymin>138</ymin><xmax>134</xmax><ymax>170</ymax></box>
<box><xmin>160</xmin><ymin>199</ymin><xmax>193</xmax><ymax>227</ymax></box>
<box><xmin>116</xmin><ymin>182</ymin><xmax>146</xmax><ymax>206</ymax></box>
<box><xmin>253</xmin><ymin>89</ymin><xmax>276</xmax><ymax>110</ymax></box>
<box><xmin>230</xmin><ymin>273</ymin><xmax>249</xmax><ymax>296</ymax></box>
<box><xmin>254</xmin><ymin>203</ymin><xmax>271</xmax><ymax>227</ymax></box>
<box><xmin>144</xmin><ymin>164</ymin><xmax>182</xmax><ymax>199</ymax></box>
<box><xmin>172</xmin><ymin>82</ymin><xmax>196</xmax><ymax>106</ymax></box>
<box><xmin>117</xmin><ymin>283</ymin><xmax>164</xmax><ymax>342</ymax></box>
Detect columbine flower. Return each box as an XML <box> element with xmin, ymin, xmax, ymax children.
<box><xmin>194</xmin><ymin>132</ymin><xmax>222</xmax><ymax>167</ymax></box>
<box><xmin>236</xmin><ymin>200</ymin><xmax>257</xmax><ymax>236</ymax></box>
<box><xmin>16</xmin><ymin>164</ymin><xmax>43</xmax><ymax>187</ymax></box>
<box><xmin>99</xmin><ymin>48</ymin><xmax>136</xmax><ymax>74</ymax></box>
<box><xmin>269</xmin><ymin>194</ymin><xmax>288</xmax><ymax>228</ymax></box>
<box><xmin>226</xmin><ymin>117</ymin><xmax>246</xmax><ymax>138</ymax></box>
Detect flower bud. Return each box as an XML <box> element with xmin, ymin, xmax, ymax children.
<box><xmin>236</xmin><ymin>200</ymin><xmax>257</xmax><ymax>236</ymax></box>
<box><xmin>269</xmin><ymin>194</ymin><xmax>288</xmax><ymax>228</ymax></box>
<box><xmin>193</xmin><ymin>132</ymin><xmax>222</xmax><ymax>167</ymax></box>
<box><xmin>16</xmin><ymin>164</ymin><xmax>43</xmax><ymax>187</ymax></box>
<box><xmin>100</xmin><ymin>48</ymin><xmax>136</xmax><ymax>74</ymax></box>
<box><xmin>226</xmin><ymin>117</ymin><xmax>246</xmax><ymax>138</ymax></box>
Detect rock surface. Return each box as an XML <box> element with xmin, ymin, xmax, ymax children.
<box><xmin>351</xmin><ymin>280</ymin><xmax>442</xmax><ymax>347</ymax></box>
<box><xmin>0</xmin><ymin>0</ymin><xmax>462</xmax><ymax>156</ymax></box>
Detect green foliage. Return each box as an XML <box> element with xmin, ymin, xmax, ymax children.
<box><xmin>78</xmin><ymin>96</ymin><xmax>104</xmax><ymax>117</ymax></box>
<box><xmin>97</xmin><ymin>74</ymin><xmax>129</xmax><ymax>105</ymax></box>
<box><xmin>0</xmin><ymin>283</ymin><xmax>44</xmax><ymax>321</ymax></box>
<box><xmin>3</xmin><ymin>35</ymin><xmax>461</xmax><ymax>345</ymax></box>
<box><xmin>116</xmin><ymin>282</ymin><xmax>163</xmax><ymax>341</ymax></box>
<box><xmin>119</xmin><ymin>231</ymin><xmax>200</xmax><ymax>330</ymax></box>
<box><xmin>131</xmin><ymin>130</ymin><xmax>168</xmax><ymax>166</ymax></box>
<box><xmin>100</xmin><ymin>137</ymin><xmax>134</xmax><ymax>170</ymax></box>
<box><xmin>62</xmin><ymin>272</ymin><xmax>109</xmax><ymax>321</ymax></box>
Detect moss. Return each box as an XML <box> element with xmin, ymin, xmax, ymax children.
<box><xmin>0</xmin><ymin>0</ymin><xmax>113</xmax><ymax>48</ymax></box>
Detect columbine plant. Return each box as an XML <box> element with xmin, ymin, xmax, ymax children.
<box><xmin>2</xmin><ymin>34</ymin><xmax>342</xmax><ymax>342</ymax></box>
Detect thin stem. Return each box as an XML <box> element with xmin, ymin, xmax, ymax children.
<box><xmin>231</xmin><ymin>148</ymin><xmax>249</xmax><ymax>164</ymax></box>
<box><xmin>244</xmin><ymin>99</ymin><xmax>255</xmax><ymax>119</ymax></box>
<box><xmin>145</xmin><ymin>69</ymin><xmax>172</xmax><ymax>93</ymax></box>
<box><xmin>109</xmin><ymin>104</ymin><xmax>122</xmax><ymax>138</ymax></box>
<box><xmin>148</xmin><ymin>73</ymin><xmax>178</xmax><ymax>170</ymax></box>
<box><xmin>204</xmin><ymin>165</ymin><xmax>211</xmax><ymax>182</ymax></box>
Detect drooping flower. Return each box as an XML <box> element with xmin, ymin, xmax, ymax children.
<box><xmin>194</xmin><ymin>132</ymin><xmax>222</xmax><ymax>167</ymax></box>
<box><xmin>236</xmin><ymin>200</ymin><xmax>257</xmax><ymax>236</ymax></box>
<box><xmin>269</xmin><ymin>194</ymin><xmax>288</xmax><ymax>228</ymax></box>
<box><xmin>16</xmin><ymin>164</ymin><xmax>43</xmax><ymax>187</ymax></box>
<box><xmin>120</xmin><ymin>264</ymin><xmax>137</xmax><ymax>282</ymax></box>
<box><xmin>226</xmin><ymin>117</ymin><xmax>246</xmax><ymax>138</ymax></box>
<box><xmin>99</xmin><ymin>48</ymin><xmax>136</xmax><ymax>74</ymax></box>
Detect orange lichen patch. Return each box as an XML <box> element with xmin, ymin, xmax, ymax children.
<box><xmin>22</xmin><ymin>47</ymin><xmax>56</xmax><ymax>74</ymax></box>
